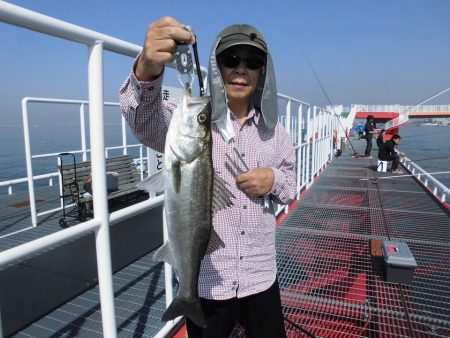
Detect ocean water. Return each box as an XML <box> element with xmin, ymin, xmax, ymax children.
<box><xmin>0</xmin><ymin>124</ymin><xmax>449</xmax><ymax>193</ymax></box>
<box><xmin>395</xmin><ymin>124</ymin><xmax>450</xmax><ymax>189</ymax></box>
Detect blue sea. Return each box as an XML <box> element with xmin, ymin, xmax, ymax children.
<box><xmin>0</xmin><ymin>124</ymin><xmax>449</xmax><ymax>194</ymax></box>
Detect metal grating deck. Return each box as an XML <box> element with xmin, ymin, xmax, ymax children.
<box><xmin>12</xmin><ymin>253</ymin><xmax>173</xmax><ymax>338</ymax></box>
<box><xmin>3</xmin><ymin>139</ymin><xmax>449</xmax><ymax>337</ymax></box>
<box><xmin>273</xmin><ymin>141</ymin><xmax>450</xmax><ymax>337</ymax></box>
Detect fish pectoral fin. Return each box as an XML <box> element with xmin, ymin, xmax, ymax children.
<box><xmin>205</xmin><ymin>228</ymin><xmax>225</xmax><ymax>255</ymax></box>
<box><xmin>152</xmin><ymin>242</ymin><xmax>176</xmax><ymax>267</ymax></box>
<box><xmin>212</xmin><ymin>173</ymin><xmax>235</xmax><ymax>213</ymax></box>
<box><xmin>137</xmin><ymin>170</ymin><xmax>164</xmax><ymax>193</ymax></box>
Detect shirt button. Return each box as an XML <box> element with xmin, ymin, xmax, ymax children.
<box><xmin>243</xmin><ymin>205</ymin><xmax>247</xmax><ymax>209</ymax></box>
<box><xmin>233</xmin><ymin>281</ymin><xmax>237</xmax><ymax>285</ymax></box>
<box><xmin>241</xmin><ymin>153</ymin><xmax>245</xmax><ymax>157</ymax></box>
<box><xmin>247</xmin><ymin>120</ymin><xmax>252</xmax><ymax>126</ymax></box>
<box><xmin>240</xmin><ymin>256</ymin><xmax>243</xmax><ymax>260</ymax></box>
<box><xmin>241</xmin><ymin>231</ymin><xmax>245</xmax><ymax>235</ymax></box>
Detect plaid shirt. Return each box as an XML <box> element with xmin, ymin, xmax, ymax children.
<box><xmin>120</xmin><ymin>69</ymin><xmax>296</xmax><ymax>300</ymax></box>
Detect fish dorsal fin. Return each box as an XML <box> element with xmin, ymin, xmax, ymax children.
<box><xmin>137</xmin><ymin>170</ymin><xmax>164</xmax><ymax>193</ymax></box>
<box><xmin>205</xmin><ymin>227</ymin><xmax>225</xmax><ymax>255</ymax></box>
<box><xmin>153</xmin><ymin>242</ymin><xmax>176</xmax><ymax>268</ymax></box>
<box><xmin>212</xmin><ymin>173</ymin><xmax>235</xmax><ymax>213</ymax></box>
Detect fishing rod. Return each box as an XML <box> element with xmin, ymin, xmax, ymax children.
<box><xmin>298</xmin><ymin>46</ymin><xmax>361</xmax><ymax>158</ymax></box>
<box><xmin>360</xmin><ymin>171</ymin><xmax>450</xmax><ymax>180</ymax></box>
<box><xmin>404</xmin><ymin>155</ymin><xmax>450</xmax><ymax>163</ymax></box>
<box><xmin>400</xmin><ymin>130</ymin><xmax>450</xmax><ymax>139</ymax></box>
<box><xmin>377</xmin><ymin>87</ymin><xmax>450</xmax><ymax>130</ymax></box>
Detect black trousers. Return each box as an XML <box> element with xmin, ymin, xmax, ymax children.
<box><xmin>186</xmin><ymin>279</ymin><xmax>286</xmax><ymax>338</ymax></box>
<box><xmin>380</xmin><ymin>154</ymin><xmax>400</xmax><ymax>170</ymax></box>
<box><xmin>364</xmin><ymin>136</ymin><xmax>373</xmax><ymax>156</ymax></box>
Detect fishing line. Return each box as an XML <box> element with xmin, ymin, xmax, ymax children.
<box><xmin>359</xmin><ymin>171</ymin><xmax>450</xmax><ymax>180</ymax></box>
<box><xmin>377</xmin><ymin>87</ymin><xmax>450</xmax><ymax>130</ymax></box>
<box><xmin>401</xmin><ymin>130</ymin><xmax>450</xmax><ymax>139</ymax></box>
<box><xmin>297</xmin><ymin>46</ymin><xmax>361</xmax><ymax>157</ymax></box>
<box><xmin>404</xmin><ymin>155</ymin><xmax>450</xmax><ymax>163</ymax></box>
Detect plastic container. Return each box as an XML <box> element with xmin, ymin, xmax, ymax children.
<box><xmin>382</xmin><ymin>241</ymin><xmax>417</xmax><ymax>285</ymax></box>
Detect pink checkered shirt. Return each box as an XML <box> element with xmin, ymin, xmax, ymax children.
<box><xmin>120</xmin><ymin>69</ymin><xmax>296</xmax><ymax>300</ymax></box>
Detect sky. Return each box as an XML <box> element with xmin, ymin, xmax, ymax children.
<box><xmin>0</xmin><ymin>0</ymin><xmax>449</xmax><ymax>126</ymax></box>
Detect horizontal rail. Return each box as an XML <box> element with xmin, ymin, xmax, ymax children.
<box><xmin>0</xmin><ymin>172</ymin><xmax>58</xmax><ymax>187</ymax></box>
<box><xmin>401</xmin><ymin>157</ymin><xmax>450</xmax><ymax>203</ymax></box>
<box><xmin>0</xmin><ymin>1</ymin><xmax>140</xmax><ymax>57</ymax></box>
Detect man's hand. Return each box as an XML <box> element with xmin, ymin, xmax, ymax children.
<box><xmin>135</xmin><ymin>17</ymin><xmax>195</xmax><ymax>81</ymax></box>
<box><xmin>399</xmin><ymin>152</ymin><xmax>406</xmax><ymax>157</ymax></box>
<box><xmin>236</xmin><ymin>168</ymin><xmax>274</xmax><ymax>197</ymax></box>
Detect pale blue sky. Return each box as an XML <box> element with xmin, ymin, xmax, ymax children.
<box><xmin>1</xmin><ymin>0</ymin><xmax>449</xmax><ymax>125</ymax></box>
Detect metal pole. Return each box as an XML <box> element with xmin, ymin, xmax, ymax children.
<box><xmin>306</xmin><ymin>106</ymin><xmax>311</xmax><ymax>187</ymax></box>
<box><xmin>285</xmin><ymin>100</ymin><xmax>291</xmax><ymax>138</ymax></box>
<box><xmin>88</xmin><ymin>40</ymin><xmax>117</xmax><ymax>338</ymax></box>
<box><xmin>163</xmin><ymin>207</ymin><xmax>174</xmax><ymax>310</ymax></box>
<box><xmin>21</xmin><ymin>99</ymin><xmax>37</xmax><ymax>227</ymax></box>
<box><xmin>121</xmin><ymin>115</ymin><xmax>127</xmax><ymax>155</ymax></box>
<box><xmin>80</xmin><ymin>103</ymin><xmax>87</xmax><ymax>161</ymax></box>
<box><xmin>296</xmin><ymin>104</ymin><xmax>302</xmax><ymax>195</ymax></box>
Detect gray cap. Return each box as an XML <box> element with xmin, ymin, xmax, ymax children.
<box><xmin>216</xmin><ymin>24</ymin><xmax>268</xmax><ymax>56</ymax></box>
<box><xmin>208</xmin><ymin>24</ymin><xmax>279</xmax><ymax>130</ymax></box>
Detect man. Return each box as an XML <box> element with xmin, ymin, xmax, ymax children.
<box><xmin>376</xmin><ymin>129</ymin><xmax>386</xmax><ymax>149</ymax></box>
<box><xmin>119</xmin><ymin>17</ymin><xmax>295</xmax><ymax>338</ymax></box>
<box><xmin>364</xmin><ymin>115</ymin><xmax>375</xmax><ymax>158</ymax></box>
<box><xmin>378</xmin><ymin>134</ymin><xmax>406</xmax><ymax>174</ymax></box>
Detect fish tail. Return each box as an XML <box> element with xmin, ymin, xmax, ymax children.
<box><xmin>162</xmin><ymin>296</ymin><xmax>207</xmax><ymax>328</ymax></box>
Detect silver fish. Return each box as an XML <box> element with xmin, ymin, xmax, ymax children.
<box><xmin>138</xmin><ymin>92</ymin><xmax>233</xmax><ymax>328</ymax></box>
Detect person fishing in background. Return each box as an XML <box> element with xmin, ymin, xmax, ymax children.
<box><xmin>119</xmin><ymin>16</ymin><xmax>295</xmax><ymax>338</ymax></box>
<box><xmin>364</xmin><ymin>114</ymin><xmax>376</xmax><ymax>158</ymax></box>
<box><xmin>376</xmin><ymin>129</ymin><xmax>386</xmax><ymax>149</ymax></box>
<box><xmin>378</xmin><ymin>134</ymin><xmax>406</xmax><ymax>174</ymax></box>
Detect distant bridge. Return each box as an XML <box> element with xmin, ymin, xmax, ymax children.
<box><xmin>353</xmin><ymin>104</ymin><xmax>450</xmax><ymax>119</ymax></box>
<box><xmin>330</xmin><ymin>104</ymin><xmax>450</xmax><ymax>136</ymax></box>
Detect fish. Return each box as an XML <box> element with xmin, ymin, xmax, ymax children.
<box><xmin>138</xmin><ymin>92</ymin><xmax>234</xmax><ymax>328</ymax></box>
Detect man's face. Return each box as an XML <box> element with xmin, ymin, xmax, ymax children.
<box><xmin>393</xmin><ymin>137</ymin><xmax>401</xmax><ymax>145</ymax></box>
<box><xmin>218</xmin><ymin>45</ymin><xmax>265</xmax><ymax>106</ymax></box>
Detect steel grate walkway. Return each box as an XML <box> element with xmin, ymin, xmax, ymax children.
<box><xmin>274</xmin><ymin>141</ymin><xmax>450</xmax><ymax>337</ymax></box>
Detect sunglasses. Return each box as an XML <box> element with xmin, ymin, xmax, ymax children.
<box><xmin>219</xmin><ymin>53</ymin><xmax>265</xmax><ymax>70</ymax></box>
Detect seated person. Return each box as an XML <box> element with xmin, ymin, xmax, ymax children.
<box><xmin>376</xmin><ymin>129</ymin><xmax>385</xmax><ymax>149</ymax></box>
<box><xmin>378</xmin><ymin>134</ymin><xmax>406</xmax><ymax>173</ymax></box>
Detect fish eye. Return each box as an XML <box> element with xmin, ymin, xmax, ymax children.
<box><xmin>197</xmin><ymin>113</ymin><xmax>207</xmax><ymax>123</ymax></box>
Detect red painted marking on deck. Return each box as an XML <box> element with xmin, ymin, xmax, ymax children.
<box><xmin>171</xmin><ymin>324</ymin><xmax>187</xmax><ymax>338</ymax></box>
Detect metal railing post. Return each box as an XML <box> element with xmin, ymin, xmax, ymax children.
<box><xmin>21</xmin><ymin>98</ymin><xmax>37</xmax><ymax>227</ymax></box>
<box><xmin>121</xmin><ymin>115</ymin><xmax>128</xmax><ymax>155</ymax></box>
<box><xmin>88</xmin><ymin>40</ymin><xmax>117</xmax><ymax>338</ymax></box>
<box><xmin>80</xmin><ymin>103</ymin><xmax>87</xmax><ymax>161</ymax></box>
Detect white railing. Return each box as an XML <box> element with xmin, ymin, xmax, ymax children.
<box><xmin>383</xmin><ymin>111</ymin><xmax>410</xmax><ymax>131</ymax></box>
<box><xmin>352</xmin><ymin>104</ymin><xmax>450</xmax><ymax>113</ymax></box>
<box><xmin>0</xmin><ymin>2</ymin><xmax>155</xmax><ymax>337</ymax></box>
<box><xmin>19</xmin><ymin>98</ymin><xmax>154</xmax><ymax>225</ymax></box>
<box><xmin>401</xmin><ymin>157</ymin><xmax>450</xmax><ymax>204</ymax></box>
<box><xmin>0</xmin><ymin>172</ymin><xmax>57</xmax><ymax>195</ymax></box>
<box><xmin>0</xmin><ymin>2</ymin><xmax>336</xmax><ymax>338</ymax></box>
